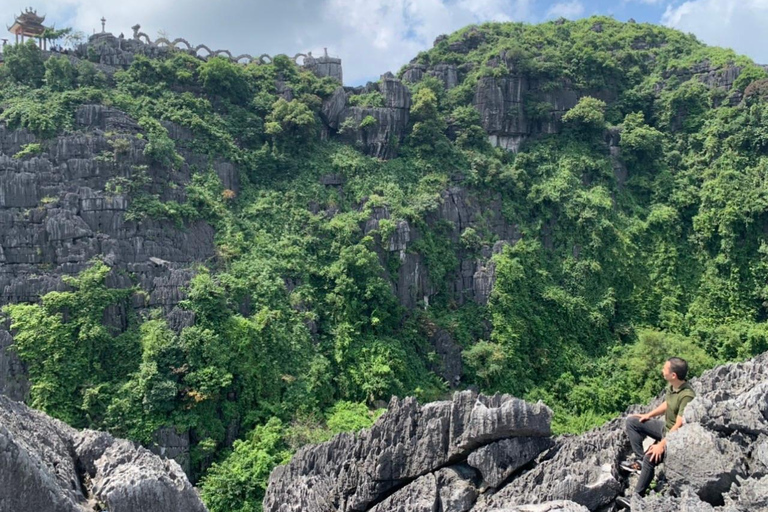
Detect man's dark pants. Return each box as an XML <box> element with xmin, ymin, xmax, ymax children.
<box><xmin>625</xmin><ymin>416</ymin><xmax>665</xmax><ymax>495</ymax></box>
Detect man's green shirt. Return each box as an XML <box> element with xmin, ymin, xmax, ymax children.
<box><xmin>664</xmin><ymin>381</ymin><xmax>696</xmax><ymax>434</ymax></box>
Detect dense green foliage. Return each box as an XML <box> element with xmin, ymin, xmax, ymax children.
<box><xmin>3</xmin><ymin>261</ymin><xmax>137</xmax><ymax>427</ymax></box>
<box><xmin>3</xmin><ymin>16</ymin><xmax>768</xmax><ymax>511</ymax></box>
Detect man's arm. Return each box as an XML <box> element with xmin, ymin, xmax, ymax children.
<box><xmin>648</xmin><ymin>414</ymin><xmax>684</xmax><ymax>462</ymax></box>
<box><xmin>631</xmin><ymin>401</ymin><xmax>667</xmax><ymax>422</ymax></box>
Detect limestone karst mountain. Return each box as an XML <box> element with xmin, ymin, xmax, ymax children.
<box><xmin>2</xmin><ymin>13</ymin><xmax>768</xmax><ymax>512</ymax></box>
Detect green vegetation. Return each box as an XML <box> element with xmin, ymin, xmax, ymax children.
<box><xmin>13</xmin><ymin>142</ymin><xmax>43</xmax><ymax>159</ymax></box>
<box><xmin>2</xmin><ymin>16</ymin><xmax>768</xmax><ymax>511</ymax></box>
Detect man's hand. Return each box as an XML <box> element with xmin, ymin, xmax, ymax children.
<box><xmin>630</xmin><ymin>413</ymin><xmax>652</xmax><ymax>423</ymax></box>
<box><xmin>646</xmin><ymin>440</ymin><xmax>666</xmax><ymax>463</ymax></box>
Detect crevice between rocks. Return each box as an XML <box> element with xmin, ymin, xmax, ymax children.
<box><xmin>360</xmin><ymin>434</ymin><xmax>551</xmax><ymax>512</ymax></box>
<box><xmin>488</xmin><ymin>441</ymin><xmax>562</xmax><ymax>495</ymax></box>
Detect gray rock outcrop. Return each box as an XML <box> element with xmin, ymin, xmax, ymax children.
<box><xmin>476</xmin><ymin>419</ymin><xmax>626</xmax><ymax>511</ymax></box>
<box><xmin>665</xmin><ymin>423</ymin><xmax>747</xmax><ymax>503</ymax></box>
<box><xmin>321</xmin><ymin>74</ymin><xmax>411</xmax><ymax>159</ymax></box>
<box><xmin>467</xmin><ymin>436</ymin><xmax>554</xmax><ymax>488</ymax></box>
<box><xmin>263</xmin><ymin>391</ymin><xmax>552</xmax><ymax>512</ymax></box>
<box><xmin>488</xmin><ymin>503</ymin><xmax>590</xmax><ymax>512</ymax></box>
<box><xmin>264</xmin><ymin>352</ymin><xmax>768</xmax><ymax>512</ymax></box>
<box><xmin>0</xmin><ymin>395</ymin><xmax>207</xmax><ymax>512</ymax></box>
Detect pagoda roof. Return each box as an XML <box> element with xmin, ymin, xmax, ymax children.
<box><xmin>17</xmin><ymin>8</ymin><xmax>46</xmax><ymax>24</ymax></box>
<box><xmin>8</xmin><ymin>8</ymin><xmax>48</xmax><ymax>36</ymax></box>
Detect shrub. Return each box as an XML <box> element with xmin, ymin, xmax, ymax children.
<box><xmin>13</xmin><ymin>143</ymin><xmax>43</xmax><ymax>159</ymax></box>
<box><xmin>199</xmin><ymin>57</ymin><xmax>251</xmax><ymax>104</ymax></box>
<box><xmin>44</xmin><ymin>55</ymin><xmax>77</xmax><ymax>91</ymax></box>
<box><xmin>562</xmin><ymin>96</ymin><xmax>607</xmax><ymax>129</ymax></box>
<box><xmin>3</xmin><ymin>40</ymin><xmax>45</xmax><ymax>86</ymax></box>
<box><xmin>325</xmin><ymin>401</ymin><xmax>379</xmax><ymax>433</ymax></box>
<box><xmin>138</xmin><ymin>117</ymin><xmax>184</xmax><ymax>169</ymax></box>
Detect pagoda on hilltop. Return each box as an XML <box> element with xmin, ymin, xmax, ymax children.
<box><xmin>7</xmin><ymin>7</ymin><xmax>49</xmax><ymax>48</ymax></box>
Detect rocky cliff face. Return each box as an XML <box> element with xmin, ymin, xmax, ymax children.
<box><xmin>402</xmin><ymin>32</ymin><xmax>754</xmax><ymax>153</ymax></box>
<box><xmin>264</xmin><ymin>352</ymin><xmax>768</xmax><ymax>512</ymax></box>
<box><xmin>359</xmin><ymin>185</ymin><xmax>519</xmax><ymax>312</ymax></box>
<box><xmin>0</xmin><ymin>394</ymin><xmax>208</xmax><ymax>512</ymax></box>
<box><xmin>321</xmin><ymin>72</ymin><xmax>412</xmax><ymax>159</ymax></box>
<box><xmin>0</xmin><ymin>103</ymin><xmax>239</xmax><ymax>470</ymax></box>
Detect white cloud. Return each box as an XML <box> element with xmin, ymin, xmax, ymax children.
<box><xmin>326</xmin><ymin>0</ymin><xmax>535</xmax><ymax>83</ymax></box>
<box><xmin>662</xmin><ymin>0</ymin><xmax>768</xmax><ymax>64</ymax></box>
<box><xmin>546</xmin><ymin>1</ymin><xmax>585</xmax><ymax>19</ymax></box>
<box><xmin>3</xmin><ymin>0</ymin><xmax>536</xmax><ymax>85</ymax></box>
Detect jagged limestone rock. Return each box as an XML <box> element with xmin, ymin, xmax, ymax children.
<box><xmin>628</xmin><ymin>491</ymin><xmax>716</xmax><ymax>512</ymax></box>
<box><xmin>428</xmin><ymin>329</ymin><xmax>464</xmax><ymax>388</ymax></box>
<box><xmin>321</xmin><ymin>86</ymin><xmax>348</xmax><ymax>130</ymax></box>
<box><xmin>263</xmin><ymin>391</ymin><xmax>551</xmax><ymax>512</ymax></box>
<box><xmin>684</xmin><ymin>381</ymin><xmax>768</xmax><ymax>437</ymax></box>
<box><xmin>468</xmin><ymin>436</ymin><xmax>554</xmax><ymax>488</ymax></box>
<box><xmin>325</xmin><ymin>75</ymin><xmax>411</xmax><ymax>159</ymax></box>
<box><xmin>89</xmin><ymin>437</ymin><xmax>205</xmax><ymax>512</ymax></box>
<box><xmin>665</xmin><ymin>423</ymin><xmax>747</xmax><ymax>504</ymax></box>
<box><xmin>476</xmin><ymin>419</ymin><xmax>625</xmax><ymax>511</ymax></box>
<box><xmin>0</xmin><ymin>395</ymin><xmax>84</xmax><ymax>512</ymax></box>
<box><xmin>0</xmin><ymin>395</ymin><xmax>207</xmax><ymax>512</ymax></box>
<box><xmin>368</xmin><ymin>473</ymin><xmax>437</xmax><ymax>512</ymax></box>
<box><xmin>366</xmin><ymin>465</ymin><xmax>479</xmax><ymax>512</ymax></box>
<box><xmin>437</xmin><ymin>465</ymin><xmax>480</xmax><ymax>512</ymax></box>
<box><xmin>485</xmin><ymin>502</ymin><xmax>590</xmax><ymax>512</ymax></box>
<box><xmin>264</xmin><ymin>354</ymin><xmax>768</xmax><ymax>512</ymax></box>
<box><xmin>723</xmin><ymin>474</ymin><xmax>768</xmax><ymax>511</ymax></box>
<box><xmin>0</xmin><ymin>104</ymin><xmax>227</xmax><ymax>471</ymax></box>
<box><xmin>754</xmin><ymin>435</ymin><xmax>768</xmax><ymax>475</ymax></box>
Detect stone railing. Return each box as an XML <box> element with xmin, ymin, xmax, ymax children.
<box><xmin>131</xmin><ymin>24</ymin><xmax>314</xmax><ymax>65</ymax></box>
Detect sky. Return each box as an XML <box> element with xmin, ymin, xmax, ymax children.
<box><xmin>3</xmin><ymin>0</ymin><xmax>767</xmax><ymax>85</ymax></box>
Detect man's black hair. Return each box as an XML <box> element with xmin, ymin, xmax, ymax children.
<box><xmin>667</xmin><ymin>357</ymin><xmax>688</xmax><ymax>381</ymax></box>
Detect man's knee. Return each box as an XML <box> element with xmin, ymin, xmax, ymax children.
<box><xmin>642</xmin><ymin>453</ymin><xmax>661</xmax><ymax>467</ymax></box>
<box><xmin>626</xmin><ymin>415</ymin><xmax>642</xmax><ymax>431</ymax></box>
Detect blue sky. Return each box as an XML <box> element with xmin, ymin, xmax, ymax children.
<box><xmin>5</xmin><ymin>0</ymin><xmax>767</xmax><ymax>85</ymax></box>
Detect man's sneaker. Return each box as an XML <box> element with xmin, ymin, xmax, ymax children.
<box><xmin>616</xmin><ymin>496</ymin><xmax>632</xmax><ymax>509</ymax></box>
<box><xmin>619</xmin><ymin>459</ymin><xmax>642</xmax><ymax>474</ymax></box>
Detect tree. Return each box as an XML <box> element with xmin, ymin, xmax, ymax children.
<box><xmin>265</xmin><ymin>98</ymin><xmax>317</xmax><ymax>146</ymax></box>
<box><xmin>406</xmin><ymin>86</ymin><xmax>453</xmax><ymax>160</ymax></box>
<box><xmin>76</xmin><ymin>60</ymin><xmax>106</xmax><ymax>88</ymax></box>
<box><xmin>138</xmin><ymin>117</ymin><xmax>184</xmax><ymax>169</ymax></box>
<box><xmin>3</xmin><ymin>39</ymin><xmax>45</xmax><ymax>86</ymax></box>
<box><xmin>449</xmin><ymin>105</ymin><xmax>488</xmax><ymax>150</ymax></box>
<box><xmin>41</xmin><ymin>27</ymin><xmax>72</xmax><ymax>49</ymax></box>
<box><xmin>199</xmin><ymin>417</ymin><xmax>290</xmax><ymax>512</ymax></box>
<box><xmin>562</xmin><ymin>96</ymin><xmax>607</xmax><ymax>130</ymax></box>
<box><xmin>44</xmin><ymin>55</ymin><xmax>77</xmax><ymax>91</ymax></box>
<box><xmin>3</xmin><ymin>261</ymin><xmax>137</xmax><ymax>427</ymax></box>
<box><xmin>199</xmin><ymin>57</ymin><xmax>251</xmax><ymax>104</ymax></box>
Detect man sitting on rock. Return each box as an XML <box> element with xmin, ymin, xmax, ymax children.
<box><xmin>616</xmin><ymin>357</ymin><xmax>696</xmax><ymax>509</ymax></box>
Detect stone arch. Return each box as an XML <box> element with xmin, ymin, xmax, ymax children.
<box><xmin>171</xmin><ymin>38</ymin><xmax>192</xmax><ymax>50</ymax></box>
<box><xmin>194</xmin><ymin>44</ymin><xmax>213</xmax><ymax>59</ymax></box>
<box><xmin>233</xmin><ymin>54</ymin><xmax>255</xmax><ymax>64</ymax></box>
<box><xmin>258</xmin><ymin>54</ymin><xmax>272</xmax><ymax>64</ymax></box>
<box><xmin>155</xmin><ymin>37</ymin><xmax>171</xmax><ymax>47</ymax></box>
<box><xmin>213</xmin><ymin>49</ymin><xmax>233</xmax><ymax>59</ymax></box>
<box><xmin>293</xmin><ymin>53</ymin><xmax>308</xmax><ymax>65</ymax></box>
